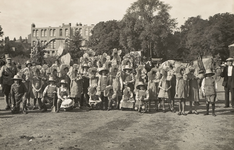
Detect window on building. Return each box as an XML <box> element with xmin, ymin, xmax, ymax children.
<box><xmin>65</xmin><ymin>29</ymin><xmax>68</xmax><ymax>36</ymax></box>
<box><xmin>44</xmin><ymin>30</ymin><xmax>47</xmax><ymax>37</ymax></box>
<box><xmin>53</xmin><ymin>41</ymin><xmax>56</xmax><ymax>49</ymax></box>
<box><xmin>33</xmin><ymin>30</ymin><xmax>36</xmax><ymax>37</ymax></box>
<box><xmin>41</xmin><ymin>41</ymin><xmax>44</xmax><ymax>46</ymax></box>
<box><xmin>33</xmin><ymin>41</ymin><xmax>36</xmax><ymax>46</ymax></box>
<box><xmin>50</xmin><ymin>29</ymin><xmax>53</xmax><ymax>36</ymax></box>
<box><xmin>53</xmin><ymin>29</ymin><xmax>56</xmax><ymax>36</ymax></box>
<box><xmin>51</xmin><ymin>41</ymin><xmax>53</xmax><ymax>49</ymax></box>
<box><xmin>59</xmin><ymin>29</ymin><xmax>62</xmax><ymax>36</ymax></box>
<box><xmin>41</xmin><ymin>30</ymin><xmax>44</xmax><ymax>37</ymax></box>
<box><xmin>36</xmin><ymin>30</ymin><xmax>39</xmax><ymax>37</ymax></box>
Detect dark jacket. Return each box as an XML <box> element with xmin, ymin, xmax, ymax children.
<box><xmin>220</xmin><ymin>66</ymin><xmax>234</xmax><ymax>88</ymax></box>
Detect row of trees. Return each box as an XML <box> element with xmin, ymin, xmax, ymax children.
<box><xmin>87</xmin><ymin>0</ymin><xmax>234</xmax><ymax>61</ymax></box>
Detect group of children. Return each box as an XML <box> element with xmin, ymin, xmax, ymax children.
<box><xmin>0</xmin><ymin>49</ymin><xmax>218</xmax><ymax>116</ymax></box>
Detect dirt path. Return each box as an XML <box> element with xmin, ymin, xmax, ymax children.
<box><xmin>0</xmin><ymin>80</ymin><xmax>234</xmax><ymax>150</ymax></box>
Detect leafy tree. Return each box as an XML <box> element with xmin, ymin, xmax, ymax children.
<box><xmin>179</xmin><ymin>13</ymin><xmax>234</xmax><ymax>60</ymax></box>
<box><xmin>120</xmin><ymin>0</ymin><xmax>176</xmax><ymax>60</ymax></box>
<box><xmin>87</xmin><ymin>20</ymin><xmax>122</xmax><ymax>55</ymax></box>
<box><xmin>67</xmin><ymin>31</ymin><xmax>83</xmax><ymax>59</ymax></box>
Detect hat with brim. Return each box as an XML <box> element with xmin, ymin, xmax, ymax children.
<box><xmin>25</xmin><ymin>60</ymin><xmax>32</xmax><ymax>66</ymax></box>
<box><xmin>136</xmin><ymin>82</ymin><xmax>146</xmax><ymax>89</ymax></box>
<box><xmin>123</xmin><ymin>65</ymin><xmax>132</xmax><ymax>71</ymax></box>
<box><xmin>226</xmin><ymin>58</ymin><xmax>234</xmax><ymax>61</ymax></box>
<box><xmin>13</xmin><ymin>75</ymin><xmax>22</xmax><ymax>80</ymax></box>
<box><xmin>60</xmin><ymin>79</ymin><xmax>67</xmax><ymax>84</ymax></box>
<box><xmin>48</xmin><ymin>77</ymin><xmax>55</xmax><ymax>82</ymax></box>
<box><xmin>205</xmin><ymin>69</ymin><xmax>215</xmax><ymax>76</ymax></box>
<box><xmin>98</xmin><ymin>67</ymin><xmax>109</xmax><ymax>74</ymax></box>
<box><xmin>82</xmin><ymin>63</ymin><xmax>90</xmax><ymax>68</ymax></box>
<box><xmin>90</xmin><ymin>67</ymin><xmax>98</xmax><ymax>72</ymax></box>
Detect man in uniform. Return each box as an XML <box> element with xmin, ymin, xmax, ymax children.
<box><xmin>0</xmin><ymin>54</ymin><xmax>17</xmax><ymax>110</ymax></box>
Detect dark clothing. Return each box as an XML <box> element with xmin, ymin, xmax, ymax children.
<box><xmin>221</xmin><ymin>66</ymin><xmax>234</xmax><ymax>107</ymax></box>
<box><xmin>10</xmin><ymin>82</ymin><xmax>27</xmax><ymax>105</ymax></box>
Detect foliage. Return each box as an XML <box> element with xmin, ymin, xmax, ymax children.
<box><xmin>178</xmin><ymin>13</ymin><xmax>234</xmax><ymax>60</ymax></box>
<box><xmin>119</xmin><ymin>0</ymin><xmax>176</xmax><ymax>59</ymax></box>
<box><xmin>87</xmin><ymin>20</ymin><xmax>122</xmax><ymax>55</ymax></box>
<box><xmin>67</xmin><ymin>31</ymin><xmax>84</xmax><ymax>59</ymax></box>
<box><xmin>1</xmin><ymin>41</ymin><xmax>30</xmax><ymax>58</ymax></box>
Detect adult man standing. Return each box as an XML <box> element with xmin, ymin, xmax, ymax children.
<box><xmin>221</xmin><ymin>58</ymin><xmax>234</xmax><ymax>108</ymax></box>
<box><xmin>0</xmin><ymin>54</ymin><xmax>17</xmax><ymax>110</ymax></box>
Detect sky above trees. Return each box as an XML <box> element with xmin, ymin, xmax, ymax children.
<box><xmin>0</xmin><ymin>0</ymin><xmax>233</xmax><ymax>39</ymax></box>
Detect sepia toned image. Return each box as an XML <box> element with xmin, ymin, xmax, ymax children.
<box><xmin>0</xmin><ymin>0</ymin><xmax>234</xmax><ymax>149</ymax></box>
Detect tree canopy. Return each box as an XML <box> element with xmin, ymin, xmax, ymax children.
<box><xmin>87</xmin><ymin>20</ymin><xmax>122</xmax><ymax>55</ymax></box>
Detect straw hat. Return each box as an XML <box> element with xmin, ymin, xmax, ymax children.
<box><xmin>136</xmin><ymin>82</ymin><xmax>146</xmax><ymax>89</ymax></box>
<box><xmin>48</xmin><ymin>76</ymin><xmax>55</xmax><ymax>82</ymax></box>
<box><xmin>98</xmin><ymin>67</ymin><xmax>109</xmax><ymax>74</ymax></box>
<box><xmin>226</xmin><ymin>57</ymin><xmax>234</xmax><ymax>61</ymax></box>
<box><xmin>205</xmin><ymin>69</ymin><xmax>215</xmax><ymax>76</ymax></box>
<box><xmin>12</xmin><ymin>75</ymin><xmax>22</xmax><ymax>80</ymax></box>
<box><xmin>123</xmin><ymin>65</ymin><xmax>132</xmax><ymax>71</ymax></box>
<box><xmin>25</xmin><ymin>60</ymin><xmax>32</xmax><ymax>66</ymax></box>
<box><xmin>60</xmin><ymin>79</ymin><xmax>67</xmax><ymax>84</ymax></box>
<box><xmin>82</xmin><ymin>63</ymin><xmax>90</xmax><ymax>68</ymax></box>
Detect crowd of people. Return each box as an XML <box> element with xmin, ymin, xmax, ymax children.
<box><xmin>0</xmin><ymin>48</ymin><xmax>233</xmax><ymax>116</ymax></box>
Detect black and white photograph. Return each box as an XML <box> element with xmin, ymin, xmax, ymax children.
<box><xmin>0</xmin><ymin>0</ymin><xmax>234</xmax><ymax>149</ymax></box>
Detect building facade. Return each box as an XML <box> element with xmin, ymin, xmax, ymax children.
<box><xmin>30</xmin><ymin>23</ymin><xmax>94</xmax><ymax>57</ymax></box>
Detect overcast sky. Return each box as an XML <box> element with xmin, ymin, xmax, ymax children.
<box><xmin>0</xmin><ymin>0</ymin><xmax>233</xmax><ymax>40</ymax></box>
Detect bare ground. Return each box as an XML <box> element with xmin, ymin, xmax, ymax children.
<box><xmin>0</xmin><ymin>79</ymin><xmax>234</xmax><ymax>150</ymax></box>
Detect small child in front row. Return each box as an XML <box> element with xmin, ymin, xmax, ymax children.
<box><xmin>88</xmin><ymin>85</ymin><xmax>102</xmax><ymax>110</ymax></box>
<box><xmin>201</xmin><ymin>69</ymin><xmax>217</xmax><ymax>116</ymax></box>
<box><xmin>10</xmin><ymin>75</ymin><xmax>28</xmax><ymax>114</ymax></box>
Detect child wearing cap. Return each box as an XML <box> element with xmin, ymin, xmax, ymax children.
<box><xmin>10</xmin><ymin>75</ymin><xmax>28</xmax><ymax>114</ymax></box>
<box><xmin>201</xmin><ymin>69</ymin><xmax>217</xmax><ymax>116</ymax></box>
<box><xmin>57</xmin><ymin>80</ymin><xmax>71</xmax><ymax>113</ymax></box>
<box><xmin>40</xmin><ymin>77</ymin><xmax>58</xmax><ymax>112</ymax></box>
<box><xmin>135</xmin><ymin>82</ymin><xmax>149</xmax><ymax>112</ymax></box>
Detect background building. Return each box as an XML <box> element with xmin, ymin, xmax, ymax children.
<box><xmin>30</xmin><ymin>23</ymin><xmax>94</xmax><ymax>57</ymax></box>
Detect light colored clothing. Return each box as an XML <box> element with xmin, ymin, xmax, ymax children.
<box><xmin>201</xmin><ymin>77</ymin><xmax>217</xmax><ymax>96</ymax></box>
<box><xmin>158</xmin><ymin>77</ymin><xmax>171</xmax><ymax>99</ymax></box>
<box><xmin>228</xmin><ymin>66</ymin><xmax>233</xmax><ymax>76</ymax></box>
